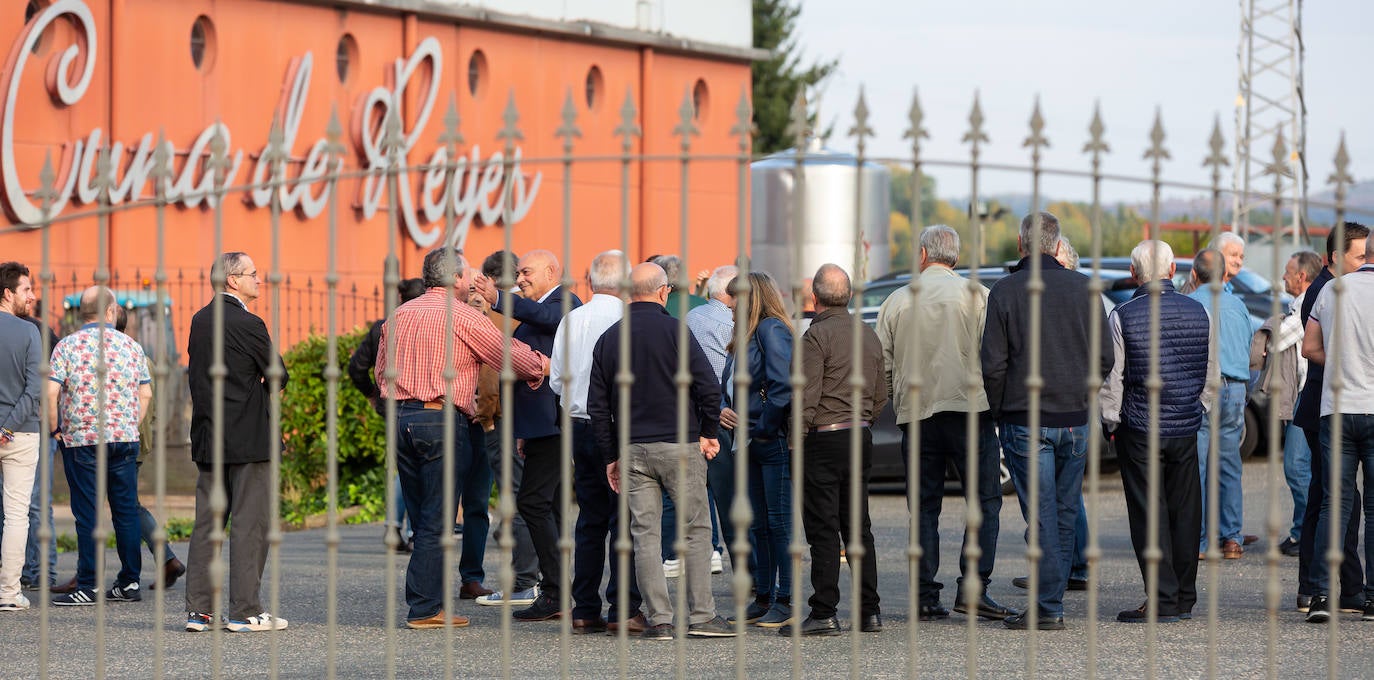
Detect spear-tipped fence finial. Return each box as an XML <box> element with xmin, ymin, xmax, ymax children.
<box><xmin>557</xmin><ymin>88</ymin><xmax>582</xmax><ymax>153</ymax></box>
<box><xmin>614</xmin><ymin>88</ymin><xmax>642</xmax><ymax>154</ymax></box>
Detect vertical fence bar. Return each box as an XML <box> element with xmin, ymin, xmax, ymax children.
<box><xmin>1143</xmin><ymin>111</ymin><xmax>1172</xmax><ymax>678</ymax></box>
<box><xmin>1323</xmin><ymin>136</ymin><xmax>1352</xmax><ymax>679</ymax></box>
<box><xmin>612</xmin><ymin>88</ymin><xmax>642</xmax><ymax>679</ymax></box>
<box><xmin>1203</xmin><ymin>116</ymin><xmax>1226</xmax><ymax>680</ymax></box>
<box><xmin>555</xmin><ymin>89</ymin><xmax>581</xmax><ymax>677</ymax></box>
<box><xmin>207</xmin><ymin>125</ymin><xmax>231</xmax><ymax>680</ymax></box>
<box><xmin>728</xmin><ymin>86</ymin><xmax>753</xmax><ymax>674</ymax></box>
<box><xmin>323</xmin><ymin>109</ymin><xmax>346</xmax><ymax>680</ymax></box>
<box><xmin>901</xmin><ymin>90</ymin><xmax>928</xmax><ymax>680</ymax></box>
<box><xmin>846</xmin><ymin>89</ymin><xmax>874</xmax><ymax>677</ymax></box>
<box><xmin>961</xmin><ymin>94</ymin><xmax>989</xmax><ymax>676</ymax></box>
<box><xmin>785</xmin><ymin>90</ymin><xmax>808</xmax><ymax>671</ymax></box>
<box><xmin>92</xmin><ymin>143</ymin><xmax>112</xmax><ymax>680</ymax></box>
<box><xmin>150</xmin><ymin>133</ymin><xmax>173</xmax><ymax>680</ymax></box>
<box><xmin>35</xmin><ymin>153</ymin><xmax>57</xmax><ymax>680</ymax></box>
<box><xmin>496</xmin><ymin>91</ymin><xmax>522</xmax><ymax>680</ymax></box>
<box><xmin>670</xmin><ymin>87</ymin><xmax>700</xmax><ymax>677</ymax></box>
<box><xmin>264</xmin><ymin>120</ymin><xmax>287</xmax><ymax>680</ymax></box>
<box><xmin>379</xmin><ymin>108</ymin><xmax>403</xmax><ymax>680</ymax></box>
<box><xmin>1083</xmin><ymin>104</ymin><xmax>1110</xmax><ymax>680</ymax></box>
<box><xmin>1262</xmin><ymin>131</ymin><xmax>1290</xmax><ymax>680</ymax></box>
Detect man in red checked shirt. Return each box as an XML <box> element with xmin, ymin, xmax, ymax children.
<box><xmin>376</xmin><ymin>247</ymin><xmax>549</xmax><ymax>630</ymax></box>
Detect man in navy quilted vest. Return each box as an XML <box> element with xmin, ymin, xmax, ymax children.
<box><xmin>1101</xmin><ymin>240</ymin><xmax>1213</xmax><ymax>623</ymax></box>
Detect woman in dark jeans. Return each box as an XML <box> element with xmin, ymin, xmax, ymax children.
<box><xmin>720</xmin><ymin>272</ymin><xmax>794</xmax><ymax>627</ymax></box>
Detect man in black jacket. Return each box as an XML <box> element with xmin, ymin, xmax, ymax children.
<box><xmin>587</xmin><ymin>262</ymin><xmax>733</xmax><ymax>640</ymax></box>
<box><xmin>981</xmin><ymin>212</ymin><xmax>1113</xmax><ymax>630</ymax></box>
<box><xmin>1295</xmin><ymin>222</ymin><xmax>1369</xmax><ymax>613</ymax></box>
<box><xmin>473</xmin><ymin>249</ymin><xmax>582</xmax><ymax>621</ymax></box>
<box><xmin>184</xmin><ymin>252</ymin><xmax>289</xmax><ymax>633</ymax></box>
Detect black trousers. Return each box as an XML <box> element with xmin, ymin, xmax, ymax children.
<box><xmin>1297</xmin><ymin>425</ymin><xmax>1364</xmax><ymax>599</ymax></box>
<box><xmin>1116</xmin><ymin>428</ymin><xmax>1200</xmax><ymax>616</ymax></box>
<box><xmin>516</xmin><ymin>434</ymin><xmax>563</xmax><ymax>598</ymax></box>
<box><xmin>801</xmin><ymin>428</ymin><xmax>879</xmax><ymax>620</ymax></box>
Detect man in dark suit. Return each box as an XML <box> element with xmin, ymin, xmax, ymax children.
<box><xmin>473</xmin><ymin>249</ymin><xmax>582</xmax><ymax>621</ymax></box>
<box><xmin>184</xmin><ymin>252</ymin><xmax>288</xmax><ymax>633</ymax></box>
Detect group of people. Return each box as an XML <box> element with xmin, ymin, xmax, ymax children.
<box><xmin>1</xmin><ymin>211</ymin><xmax>1370</xmax><ymax>638</ymax></box>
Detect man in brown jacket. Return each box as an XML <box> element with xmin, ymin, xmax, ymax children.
<box><xmin>790</xmin><ymin>263</ymin><xmax>887</xmax><ymax>637</ymax></box>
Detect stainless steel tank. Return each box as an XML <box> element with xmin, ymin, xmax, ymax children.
<box><xmin>750</xmin><ymin>139</ymin><xmax>891</xmax><ymax>299</ymax></box>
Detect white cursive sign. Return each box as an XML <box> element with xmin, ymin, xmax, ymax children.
<box><xmin>0</xmin><ymin>0</ymin><xmax>541</xmax><ymax>250</ymax></box>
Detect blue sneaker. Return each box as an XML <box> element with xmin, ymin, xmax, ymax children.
<box><xmin>52</xmin><ymin>588</ymin><xmax>97</xmax><ymax>606</ymax></box>
<box><xmin>185</xmin><ymin>611</ymin><xmax>220</xmax><ymax>632</ymax></box>
<box><xmin>107</xmin><ymin>582</ymin><xmax>141</xmax><ymax>602</ymax></box>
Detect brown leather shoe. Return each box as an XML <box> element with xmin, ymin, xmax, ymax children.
<box><xmin>406</xmin><ymin>610</ymin><xmax>470</xmax><ymax>629</ymax></box>
<box><xmin>459</xmin><ymin>581</ymin><xmax>494</xmax><ymax>600</ymax></box>
<box><xmin>607</xmin><ymin>612</ymin><xmax>647</xmax><ymax>635</ymax></box>
<box><xmin>151</xmin><ymin>557</ymin><xmax>187</xmax><ymax>591</ymax></box>
<box><xmin>1242</xmin><ymin>534</ymin><xmax>1259</xmax><ymax>546</ymax></box>
<box><xmin>572</xmin><ymin>617</ymin><xmax>608</xmax><ymax>634</ymax></box>
<box><xmin>50</xmin><ymin>576</ymin><xmax>78</xmax><ymax>595</ymax></box>
<box><xmin>1222</xmin><ymin>539</ymin><xmax>1243</xmax><ymax>559</ymax></box>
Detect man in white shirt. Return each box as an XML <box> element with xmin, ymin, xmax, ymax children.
<box><xmin>550</xmin><ymin>250</ymin><xmax>644</xmax><ymax>634</ymax></box>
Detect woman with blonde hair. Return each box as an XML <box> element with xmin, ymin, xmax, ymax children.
<box><xmin>720</xmin><ymin>271</ymin><xmax>794</xmax><ymax>627</ymax></box>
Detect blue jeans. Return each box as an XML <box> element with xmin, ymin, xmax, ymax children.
<box><xmin>390</xmin><ymin>475</ymin><xmax>410</xmax><ymax>536</ymax></box>
<box><xmin>1311</xmin><ymin>414</ymin><xmax>1374</xmax><ymax>599</ymax></box>
<box><xmin>396</xmin><ymin>404</ymin><xmax>474</xmax><ymax>621</ymax></box>
<box><xmin>706</xmin><ymin>428</ymin><xmax>753</xmax><ymax>575</ymax></box>
<box><xmin>747</xmin><ymin>437</ymin><xmax>792</xmax><ymax>601</ymax></box>
<box><xmin>459</xmin><ymin>424</ymin><xmax>491</xmax><ymax>585</ymax></box>
<box><xmin>62</xmin><ymin>442</ymin><xmax>143</xmax><ymax>588</ymax></box>
<box><xmin>1282</xmin><ymin>420</ymin><xmax>1311</xmax><ymax>542</ymax></box>
<box><xmin>1197</xmin><ymin>380</ymin><xmax>1246</xmax><ymax>549</ymax></box>
<box><xmin>999</xmin><ymin>423</ymin><xmax>1087</xmax><ymax>618</ymax></box>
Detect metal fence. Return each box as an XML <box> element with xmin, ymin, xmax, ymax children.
<box><xmin>4</xmin><ymin>75</ymin><xmax>1373</xmax><ymax>679</ymax></box>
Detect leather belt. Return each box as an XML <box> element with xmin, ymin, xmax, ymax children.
<box><xmin>811</xmin><ymin>420</ymin><xmax>870</xmax><ymax>433</ymax></box>
<box><xmin>401</xmin><ymin>399</ymin><xmax>446</xmax><ymax>410</ymax></box>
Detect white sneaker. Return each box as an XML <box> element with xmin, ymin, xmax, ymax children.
<box><xmin>476</xmin><ymin>585</ymin><xmax>539</xmax><ymax>607</ymax></box>
<box><xmin>225</xmin><ymin>612</ymin><xmax>288</xmax><ymax>632</ymax></box>
<box><xmin>0</xmin><ymin>594</ymin><xmax>31</xmax><ymax>611</ymax></box>
<box><xmin>663</xmin><ymin>559</ymin><xmax>682</xmax><ymax>578</ymax></box>
<box><xmin>710</xmin><ymin>550</ymin><xmax>724</xmax><ymax>575</ymax></box>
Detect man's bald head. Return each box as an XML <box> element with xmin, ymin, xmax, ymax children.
<box><xmin>79</xmin><ymin>285</ymin><xmax>117</xmax><ymax>323</ymax></box>
<box><xmin>630</xmin><ymin>262</ymin><xmax>669</xmax><ymax>303</ymax></box>
<box><xmin>812</xmin><ymin>263</ymin><xmax>851</xmax><ymax>310</ymax></box>
<box><xmin>516</xmin><ymin>249</ymin><xmax>561</xmax><ymax>300</ymax></box>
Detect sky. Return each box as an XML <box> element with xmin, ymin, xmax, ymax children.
<box><xmin>793</xmin><ymin>0</ymin><xmax>1372</xmax><ymax>207</ymax></box>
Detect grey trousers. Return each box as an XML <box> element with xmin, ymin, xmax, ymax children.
<box><xmin>185</xmin><ymin>461</ymin><xmax>271</xmax><ymax>621</ymax></box>
<box><xmin>486</xmin><ymin>420</ymin><xmax>540</xmax><ymax>591</ymax></box>
<box><xmin>626</xmin><ymin>441</ymin><xmax>715</xmax><ymax>626</ymax></box>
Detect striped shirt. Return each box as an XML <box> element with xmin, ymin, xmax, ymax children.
<box><xmin>376</xmin><ymin>288</ymin><xmax>547</xmax><ymax>418</ymax></box>
<box><xmin>685</xmin><ymin>298</ymin><xmax>733</xmax><ymax>383</ymax></box>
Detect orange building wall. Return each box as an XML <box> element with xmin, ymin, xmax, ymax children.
<box><xmin>0</xmin><ymin>0</ymin><xmax>750</xmax><ymax>343</ymax></box>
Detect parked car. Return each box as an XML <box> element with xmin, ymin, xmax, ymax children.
<box><xmin>860</xmin><ymin>265</ymin><xmax>1120</xmax><ymax>493</ymax></box>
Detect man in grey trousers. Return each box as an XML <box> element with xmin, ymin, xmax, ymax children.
<box><xmin>587</xmin><ymin>262</ymin><xmax>734</xmax><ymax>640</ymax></box>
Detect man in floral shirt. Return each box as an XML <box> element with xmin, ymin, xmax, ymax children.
<box><xmin>46</xmin><ymin>287</ymin><xmax>151</xmax><ymax>606</ymax></box>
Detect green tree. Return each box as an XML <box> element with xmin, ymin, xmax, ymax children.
<box><xmin>751</xmin><ymin>0</ymin><xmax>837</xmax><ymax>154</ymax></box>
<box><xmin>887</xmin><ymin>165</ymin><xmax>939</xmax><ymax>227</ymax></box>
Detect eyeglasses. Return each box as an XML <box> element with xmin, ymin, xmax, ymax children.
<box><xmin>231</xmin><ymin>270</ymin><xmax>259</xmax><ymax>280</ymax></box>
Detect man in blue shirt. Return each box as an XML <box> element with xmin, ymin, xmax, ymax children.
<box><xmin>1187</xmin><ymin>248</ymin><xmax>1252</xmax><ymax>559</ymax></box>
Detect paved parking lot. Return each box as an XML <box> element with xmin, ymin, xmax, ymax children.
<box><xmin>4</xmin><ymin>459</ymin><xmax>1371</xmax><ymax>679</ymax></box>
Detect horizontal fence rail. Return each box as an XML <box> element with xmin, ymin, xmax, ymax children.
<box><xmin>3</xmin><ymin>76</ymin><xmax>1373</xmax><ymax>680</ymax></box>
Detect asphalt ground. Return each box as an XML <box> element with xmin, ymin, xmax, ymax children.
<box><xmin>4</xmin><ymin>460</ymin><xmax>1373</xmax><ymax>679</ymax></box>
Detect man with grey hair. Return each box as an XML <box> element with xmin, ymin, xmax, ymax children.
<box><xmin>683</xmin><ymin>264</ymin><xmax>739</xmax><ymax>576</ymax></box>
<box><xmin>48</xmin><ymin>287</ymin><xmax>151</xmax><ymax>607</ymax></box>
<box><xmin>1214</xmin><ymin>231</ymin><xmax>1247</xmax><ymax>291</ymax></box>
<box><xmin>1101</xmin><ymin>240</ymin><xmax>1211</xmax><ymax>622</ymax></box>
<box><xmin>185</xmin><ymin>252</ymin><xmax>289</xmax><ymax>632</ymax></box>
<box><xmin>551</xmin><ymin>250</ymin><xmax>645</xmax><ymax>633</ymax></box>
<box><xmin>587</xmin><ymin>262</ymin><xmax>733</xmax><ymax>640</ymax></box>
<box><xmin>878</xmin><ymin>225</ymin><xmax>1015</xmax><ymax>622</ymax></box>
<box><xmin>1055</xmin><ymin>236</ymin><xmax>1080</xmax><ymax>270</ymax></box>
<box><xmin>1186</xmin><ymin>248</ymin><xmax>1253</xmax><ymax>559</ymax></box>
<box><xmin>982</xmin><ymin>211</ymin><xmax>1112</xmax><ymax>630</ymax></box>
<box><xmin>650</xmin><ymin>255</ymin><xmax>707</xmax><ymax>319</ymax></box>
<box><xmin>377</xmin><ymin>247</ymin><xmax>549</xmax><ymax>629</ymax></box>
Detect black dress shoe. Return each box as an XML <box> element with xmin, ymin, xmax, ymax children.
<box><xmin>512</xmin><ymin>594</ymin><xmax>563</xmax><ymax>621</ymax></box>
<box><xmin>860</xmin><ymin>614</ymin><xmax>883</xmax><ymax>632</ymax></box>
<box><xmin>917</xmin><ymin>603</ymin><xmax>949</xmax><ymax>621</ymax></box>
<box><xmin>1278</xmin><ymin>537</ymin><xmax>1301</xmax><ymax>557</ymax></box>
<box><xmin>1013</xmin><ymin>576</ymin><xmax>1087</xmax><ymax>591</ymax></box>
<box><xmin>1003</xmin><ymin>609</ymin><xmax>1066</xmax><ymax>631</ymax></box>
<box><xmin>572</xmin><ymin>617</ymin><xmax>608</xmax><ymax>634</ymax></box>
<box><xmin>783</xmin><ymin>615</ymin><xmax>841</xmax><ymax>636</ymax></box>
<box><xmin>953</xmin><ymin>594</ymin><xmax>1019</xmax><ymax>620</ymax></box>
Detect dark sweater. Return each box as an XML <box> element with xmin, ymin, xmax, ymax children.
<box><xmin>587</xmin><ymin>301</ymin><xmax>721</xmax><ymax>464</ymax></box>
<box><xmin>981</xmin><ymin>254</ymin><xmax>1114</xmax><ymax>427</ymax></box>
<box><xmin>1294</xmin><ymin>266</ymin><xmax>1333</xmax><ymax>430</ymax></box>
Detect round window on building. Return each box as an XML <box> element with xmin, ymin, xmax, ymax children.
<box><xmin>190</xmin><ymin>16</ymin><xmax>216</xmax><ymax>72</ymax></box>
<box><xmin>584</xmin><ymin>65</ymin><xmax>604</xmax><ymax>112</ymax></box>
<box><xmin>336</xmin><ymin>33</ymin><xmax>358</xmax><ymax>85</ymax></box>
<box><xmin>692</xmin><ymin>79</ymin><xmax>709</xmax><ymax>122</ymax></box>
<box><xmin>467</xmin><ymin>50</ymin><xmax>488</xmax><ymax>99</ymax></box>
